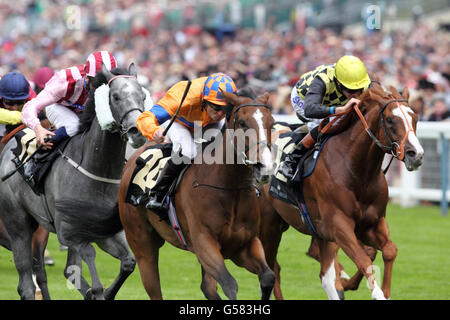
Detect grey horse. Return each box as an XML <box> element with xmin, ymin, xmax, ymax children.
<box><xmin>0</xmin><ymin>63</ymin><xmax>147</xmax><ymax>299</ymax></box>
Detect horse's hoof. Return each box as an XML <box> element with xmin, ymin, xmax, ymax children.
<box><xmin>35</xmin><ymin>289</ymin><xmax>43</xmax><ymax>300</ymax></box>
<box><xmin>85</xmin><ymin>288</ymin><xmax>93</xmax><ymax>300</ymax></box>
<box><xmin>337</xmin><ymin>290</ymin><xmax>345</xmax><ymax>300</ymax></box>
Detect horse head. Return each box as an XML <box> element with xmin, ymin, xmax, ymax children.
<box><xmin>359</xmin><ymin>83</ymin><xmax>424</xmax><ymax>171</ymax></box>
<box><xmin>222</xmin><ymin>89</ymin><xmax>275</xmax><ymax>184</ymax></box>
<box><xmin>91</xmin><ymin>62</ymin><xmax>147</xmax><ymax>148</ymax></box>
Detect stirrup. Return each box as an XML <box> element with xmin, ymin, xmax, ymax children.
<box><xmin>278</xmin><ymin>158</ymin><xmax>298</xmax><ymax>180</ymax></box>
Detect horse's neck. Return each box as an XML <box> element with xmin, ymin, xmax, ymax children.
<box><xmin>80</xmin><ymin>121</ymin><xmax>126</xmax><ymax>177</ymax></box>
<box><xmin>346</xmin><ymin>110</ymin><xmax>386</xmax><ymax>177</ymax></box>
<box><xmin>200</xmin><ymin>128</ymin><xmax>254</xmax><ymax>187</ymax></box>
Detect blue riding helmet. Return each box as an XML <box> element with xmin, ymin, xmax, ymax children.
<box><xmin>0</xmin><ymin>72</ymin><xmax>30</xmax><ymax>100</ymax></box>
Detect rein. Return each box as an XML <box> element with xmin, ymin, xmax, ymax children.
<box><xmin>353</xmin><ymin>98</ymin><xmax>410</xmax><ymax>160</ymax></box>
<box><xmin>0</xmin><ymin>124</ymin><xmax>26</xmax><ymax>144</ymax></box>
<box><xmin>318</xmin><ymin>96</ymin><xmax>413</xmax><ymax>173</ymax></box>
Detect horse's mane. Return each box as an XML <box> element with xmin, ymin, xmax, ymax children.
<box><xmin>78</xmin><ymin>67</ymin><xmax>131</xmax><ymax>132</ymax></box>
<box><xmin>222</xmin><ymin>86</ymin><xmax>258</xmax><ymax>131</ymax></box>
<box><xmin>236</xmin><ymin>86</ymin><xmax>257</xmax><ymax>99</ymax></box>
<box><xmin>358</xmin><ymin>82</ymin><xmax>397</xmax><ymax>114</ymax></box>
<box><xmin>320</xmin><ymin>82</ymin><xmax>394</xmax><ymax>135</ymax></box>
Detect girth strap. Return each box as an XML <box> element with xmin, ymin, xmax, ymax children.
<box><xmin>58</xmin><ymin>150</ymin><xmax>121</xmax><ymax>184</ymax></box>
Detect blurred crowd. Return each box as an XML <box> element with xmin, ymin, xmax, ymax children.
<box><xmin>1</xmin><ymin>0</ymin><xmax>449</xmax><ymax>120</ymax></box>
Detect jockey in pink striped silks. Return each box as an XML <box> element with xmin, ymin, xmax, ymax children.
<box><xmin>21</xmin><ymin>51</ymin><xmax>117</xmax><ymax>150</ymax></box>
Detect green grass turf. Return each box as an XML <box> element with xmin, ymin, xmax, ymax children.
<box><xmin>0</xmin><ymin>203</ymin><xmax>449</xmax><ymax>300</ymax></box>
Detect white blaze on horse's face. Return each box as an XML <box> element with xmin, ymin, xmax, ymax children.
<box><xmin>253</xmin><ymin>109</ymin><xmax>273</xmax><ymax>173</ymax></box>
<box><xmin>392</xmin><ymin>104</ymin><xmax>424</xmax><ymax>157</ymax></box>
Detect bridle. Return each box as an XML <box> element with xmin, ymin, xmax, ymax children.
<box><xmin>192</xmin><ymin>101</ymin><xmax>273</xmax><ymax>192</ymax></box>
<box><xmin>230</xmin><ymin>102</ymin><xmax>272</xmax><ymax>166</ymax></box>
<box><xmin>353</xmin><ymin>98</ymin><xmax>413</xmax><ymax>161</ymax></box>
<box><xmin>107</xmin><ymin>75</ymin><xmax>144</xmax><ymax>139</ymax></box>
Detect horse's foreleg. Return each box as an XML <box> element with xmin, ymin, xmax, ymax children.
<box><xmin>0</xmin><ymin>218</ymin><xmax>12</xmax><ymax>250</ymax></box>
<box><xmin>31</xmin><ymin>226</ymin><xmax>51</xmax><ymax>300</ymax></box>
<box><xmin>71</xmin><ymin>243</ymin><xmax>104</xmax><ymax>300</ymax></box>
<box><xmin>333</xmin><ymin>216</ymin><xmax>386</xmax><ymax>300</ymax></box>
<box><xmin>64</xmin><ymin>247</ymin><xmax>91</xmax><ymax>298</ymax></box>
<box><xmin>234</xmin><ymin>237</ymin><xmax>275</xmax><ymax>300</ymax></box>
<box><xmin>341</xmin><ymin>244</ymin><xmax>377</xmax><ymax>291</ymax></box>
<box><xmin>374</xmin><ymin>218</ymin><xmax>397</xmax><ymax>299</ymax></box>
<box><xmin>200</xmin><ymin>267</ymin><xmax>221</xmax><ymax>300</ymax></box>
<box><xmin>193</xmin><ymin>234</ymin><xmax>238</xmax><ymax>300</ymax></box>
<box><xmin>96</xmin><ymin>231</ymin><xmax>136</xmax><ymax>300</ymax></box>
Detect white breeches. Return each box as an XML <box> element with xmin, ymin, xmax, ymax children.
<box><xmin>161</xmin><ymin>119</ymin><xmax>224</xmax><ymax>160</ymax></box>
<box><xmin>45</xmin><ymin>104</ymin><xmax>80</xmax><ymax>137</ymax></box>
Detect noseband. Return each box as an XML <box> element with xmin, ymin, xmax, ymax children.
<box><xmin>107</xmin><ymin>75</ymin><xmax>144</xmax><ymax>139</ymax></box>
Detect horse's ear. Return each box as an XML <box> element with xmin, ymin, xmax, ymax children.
<box><xmin>222</xmin><ymin>90</ymin><xmax>240</xmax><ymax>106</ymax></box>
<box><xmin>128</xmin><ymin>62</ymin><xmax>137</xmax><ymax>77</ymax></box>
<box><xmin>402</xmin><ymin>86</ymin><xmax>410</xmax><ymax>102</ymax></box>
<box><xmin>258</xmin><ymin>92</ymin><xmax>270</xmax><ymax>104</ymax></box>
<box><xmin>101</xmin><ymin>62</ymin><xmax>114</xmax><ymax>82</ymax></box>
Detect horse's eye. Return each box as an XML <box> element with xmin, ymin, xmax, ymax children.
<box><xmin>386</xmin><ymin>117</ymin><xmax>393</xmax><ymax>125</ymax></box>
<box><xmin>238</xmin><ymin>120</ymin><xmax>247</xmax><ymax>128</ymax></box>
<box><xmin>113</xmin><ymin>93</ymin><xmax>120</xmax><ymax>101</ymax></box>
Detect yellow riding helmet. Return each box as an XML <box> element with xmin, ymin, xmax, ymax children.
<box><xmin>335</xmin><ymin>55</ymin><xmax>371</xmax><ymax>90</ymax></box>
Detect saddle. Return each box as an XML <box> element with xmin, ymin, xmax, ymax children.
<box><xmin>10</xmin><ymin>128</ymin><xmax>69</xmax><ymax>195</ymax></box>
<box><xmin>126</xmin><ymin>143</ymin><xmax>190</xmax><ymax>210</ymax></box>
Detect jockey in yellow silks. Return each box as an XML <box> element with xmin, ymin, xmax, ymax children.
<box><xmin>278</xmin><ymin>55</ymin><xmax>372</xmax><ymax>181</ymax></box>
<box><xmin>136</xmin><ymin>72</ymin><xmax>237</xmax><ymax>213</ymax></box>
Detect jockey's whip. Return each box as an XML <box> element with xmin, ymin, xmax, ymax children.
<box><xmin>162</xmin><ymin>80</ymin><xmax>192</xmax><ymax>136</ymax></box>
<box><xmin>1</xmin><ymin>135</ymin><xmax>52</xmax><ymax>182</ymax></box>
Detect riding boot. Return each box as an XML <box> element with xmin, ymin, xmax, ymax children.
<box><xmin>145</xmin><ymin>156</ymin><xmax>190</xmax><ymax>218</ymax></box>
<box><xmin>278</xmin><ymin>131</ymin><xmax>317</xmax><ymax>181</ymax></box>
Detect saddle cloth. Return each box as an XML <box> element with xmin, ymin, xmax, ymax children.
<box><xmin>125</xmin><ymin>142</ymin><xmax>173</xmax><ymax>206</ymax></box>
<box><xmin>269</xmin><ymin>130</ymin><xmax>329</xmax><ymax>207</ymax></box>
<box><xmin>11</xmin><ymin>128</ymin><xmax>69</xmax><ymax>195</ymax></box>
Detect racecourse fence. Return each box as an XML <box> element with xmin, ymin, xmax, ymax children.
<box><xmin>273</xmin><ymin>115</ymin><xmax>450</xmax><ymax>216</ymax></box>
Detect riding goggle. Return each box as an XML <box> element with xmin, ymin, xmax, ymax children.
<box><xmin>204</xmin><ymin>101</ymin><xmax>223</xmax><ymax>112</ymax></box>
<box><xmin>341</xmin><ymin>85</ymin><xmax>363</xmax><ymax>95</ymax></box>
<box><xmin>2</xmin><ymin>99</ymin><xmax>26</xmax><ymax>106</ymax></box>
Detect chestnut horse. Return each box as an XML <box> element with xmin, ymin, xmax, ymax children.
<box><xmin>119</xmin><ymin>90</ymin><xmax>276</xmax><ymax>300</ymax></box>
<box><xmin>263</xmin><ymin>84</ymin><xmax>424</xmax><ymax>300</ymax></box>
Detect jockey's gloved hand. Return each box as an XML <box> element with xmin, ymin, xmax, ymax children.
<box><xmin>51</xmin><ymin>127</ymin><xmax>69</xmax><ymax>143</ymax></box>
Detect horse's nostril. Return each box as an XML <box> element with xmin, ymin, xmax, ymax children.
<box><xmin>406</xmin><ymin>150</ymin><xmax>416</xmax><ymax>159</ymax></box>
<box><xmin>128</xmin><ymin>127</ymin><xmax>138</xmax><ymax>135</ymax></box>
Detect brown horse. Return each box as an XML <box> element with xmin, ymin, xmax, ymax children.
<box><xmin>119</xmin><ymin>90</ymin><xmax>276</xmax><ymax>299</ymax></box>
<box><xmin>0</xmin><ymin>120</ymin><xmax>53</xmax><ymax>300</ymax></box>
<box><xmin>263</xmin><ymin>84</ymin><xmax>424</xmax><ymax>300</ymax></box>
